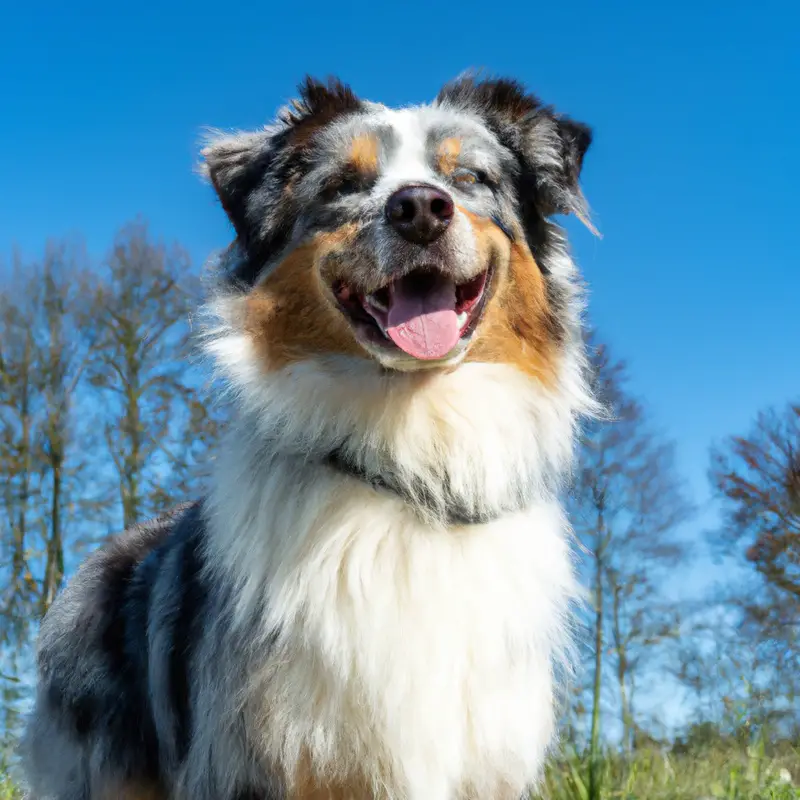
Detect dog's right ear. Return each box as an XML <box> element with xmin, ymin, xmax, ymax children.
<box><xmin>201</xmin><ymin>129</ymin><xmax>275</xmax><ymax>243</ymax></box>
<box><xmin>201</xmin><ymin>76</ymin><xmax>362</xmax><ymax>285</ymax></box>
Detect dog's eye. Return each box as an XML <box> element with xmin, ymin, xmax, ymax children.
<box><xmin>323</xmin><ymin>175</ymin><xmax>363</xmax><ymax>202</ymax></box>
<box><xmin>452</xmin><ymin>168</ymin><xmax>486</xmax><ymax>186</ymax></box>
<box><xmin>336</xmin><ymin>177</ymin><xmax>361</xmax><ymax>196</ymax></box>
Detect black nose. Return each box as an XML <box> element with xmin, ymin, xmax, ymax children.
<box><xmin>385</xmin><ymin>185</ymin><xmax>454</xmax><ymax>245</ymax></box>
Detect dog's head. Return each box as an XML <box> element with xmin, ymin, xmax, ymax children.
<box><xmin>201</xmin><ymin>74</ymin><xmax>594</xmax><ymax>379</ymax></box>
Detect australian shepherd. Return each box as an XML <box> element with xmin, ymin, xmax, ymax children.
<box><xmin>22</xmin><ymin>74</ymin><xmax>598</xmax><ymax>799</ymax></box>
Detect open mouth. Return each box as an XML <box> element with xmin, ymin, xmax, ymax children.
<box><xmin>332</xmin><ymin>267</ymin><xmax>491</xmax><ymax>361</ymax></box>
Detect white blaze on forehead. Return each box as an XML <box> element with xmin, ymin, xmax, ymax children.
<box><xmin>368</xmin><ymin>105</ymin><xmax>506</xmax><ymax>197</ymax></box>
<box><xmin>375</xmin><ymin>107</ymin><xmax>439</xmax><ymax>193</ymax></box>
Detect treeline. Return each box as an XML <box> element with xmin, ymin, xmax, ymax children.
<box><xmin>0</xmin><ymin>221</ymin><xmax>221</xmax><ymax>762</ymax></box>
<box><xmin>0</xmin><ymin>220</ymin><xmax>797</xmax><ymax>794</ymax></box>
<box><xmin>562</xmin><ymin>338</ymin><xmax>799</xmax><ymax>796</ymax></box>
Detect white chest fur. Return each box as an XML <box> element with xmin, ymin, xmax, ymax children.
<box><xmin>203</xmin><ymin>358</ymin><xmax>587</xmax><ymax>798</ymax></box>
<box><xmin>215</xmin><ymin>473</ymin><xmax>576</xmax><ymax>800</ymax></box>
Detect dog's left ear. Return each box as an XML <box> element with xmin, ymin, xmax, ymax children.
<box><xmin>541</xmin><ymin>116</ymin><xmax>596</xmax><ymax>233</ymax></box>
<box><xmin>436</xmin><ymin>75</ymin><xmax>598</xmax><ymax>235</ymax></box>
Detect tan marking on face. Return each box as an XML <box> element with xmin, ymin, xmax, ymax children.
<box><xmin>244</xmin><ymin>225</ymin><xmax>364</xmax><ymax>370</ymax></box>
<box><xmin>436</xmin><ymin>136</ymin><xmax>462</xmax><ymax>176</ymax></box>
<box><xmin>460</xmin><ymin>210</ymin><xmax>560</xmax><ymax>386</ymax></box>
<box><xmin>348</xmin><ymin>134</ymin><xmax>379</xmax><ymax>175</ymax></box>
<box><xmin>457</xmin><ymin>206</ymin><xmax>508</xmax><ymax>267</ymax></box>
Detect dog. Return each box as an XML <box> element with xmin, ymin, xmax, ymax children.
<box><xmin>22</xmin><ymin>73</ymin><xmax>597</xmax><ymax>799</ymax></box>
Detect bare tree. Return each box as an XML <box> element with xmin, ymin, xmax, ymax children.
<box><xmin>568</xmin><ymin>335</ymin><xmax>693</xmax><ymax>792</ymax></box>
<box><xmin>709</xmin><ymin>401</ymin><xmax>800</xmax><ymax>721</ymax></box>
<box><xmin>36</xmin><ymin>241</ymin><xmax>99</xmax><ymax>611</ymax></box>
<box><xmin>710</xmin><ymin>401</ymin><xmax>799</xmax><ymax>610</ymax></box>
<box><xmin>0</xmin><ymin>241</ymin><xmax>96</xmax><ymax>759</ymax></box>
<box><xmin>0</xmin><ymin>253</ymin><xmax>40</xmax><ymax>646</ymax></box>
<box><xmin>1</xmin><ymin>241</ymin><xmax>96</xmax><ymax>612</ymax></box>
<box><xmin>84</xmin><ymin>220</ymin><xmax>209</xmax><ymax>529</ymax></box>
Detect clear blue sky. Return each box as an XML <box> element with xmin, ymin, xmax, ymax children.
<box><xmin>1</xmin><ymin>0</ymin><xmax>798</xmax><ymax>590</ymax></box>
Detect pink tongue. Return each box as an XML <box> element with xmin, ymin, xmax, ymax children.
<box><xmin>386</xmin><ymin>276</ymin><xmax>461</xmax><ymax>360</ymax></box>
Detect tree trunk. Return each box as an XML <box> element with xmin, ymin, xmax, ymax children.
<box><xmin>12</xmin><ymin>336</ymin><xmax>33</xmax><ymax>600</ymax></box>
<box><xmin>589</xmin><ymin>528</ymin><xmax>604</xmax><ymax>800</ymax></box>
<box><xmin>122</xmin><ymin>367</ymin><xmax>141</xmax><ymax>529</ymax></box>
<box><xmin>612</xmin><ymin>581</ymin><xmax>632</xmax><ymax>754</ymax></box>
<box><xmin>42</xmin><ymin>459</ymin><xmax>63</xmax><ymax>614</ymax></box>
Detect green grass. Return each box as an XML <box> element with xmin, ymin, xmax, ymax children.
<box><xmin>533</xmin><ymin>745</ymin><xmax>800</xmax><ymax>800</ymax></box>
<box><xmin>1</xmin><ymin>746</ymin><xmax>797</xmax><ymax>799</ymax></box>
<box><xmin>0</xmin><ymin>775</ymin><xmax>21</xmax><ymax>800</ymax></box>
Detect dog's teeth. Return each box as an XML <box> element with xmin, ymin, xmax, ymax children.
<box><xmin>457</xmin><ymin>312</ymin><xmax>469</xmax><ymax>328</ymax></box>
<box><xmin>372</xmin><ymin>320</ymin><xmax>389</xmax><ymax>339</ymax></box>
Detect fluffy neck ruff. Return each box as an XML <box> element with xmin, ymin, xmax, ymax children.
<box><xmin>209</xmin><ymin>353</ymin><xmax>589</xmax><ymax>524</ymax></box>
<box><xmin>202</xmin><ymin>254</ymin><xmax>594</xmax><ymax>524</ymax></box>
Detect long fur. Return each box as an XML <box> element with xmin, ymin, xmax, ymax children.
<box><xmin>22</xmin><ymin>73</ymin><xmax>597</xmax><ymax>800</ymax></box>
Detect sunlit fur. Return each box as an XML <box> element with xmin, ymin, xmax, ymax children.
<box><xmin>23</xmin><ymin>74</ymin><xmax>597</xmax><ymax>800</ymax></box>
